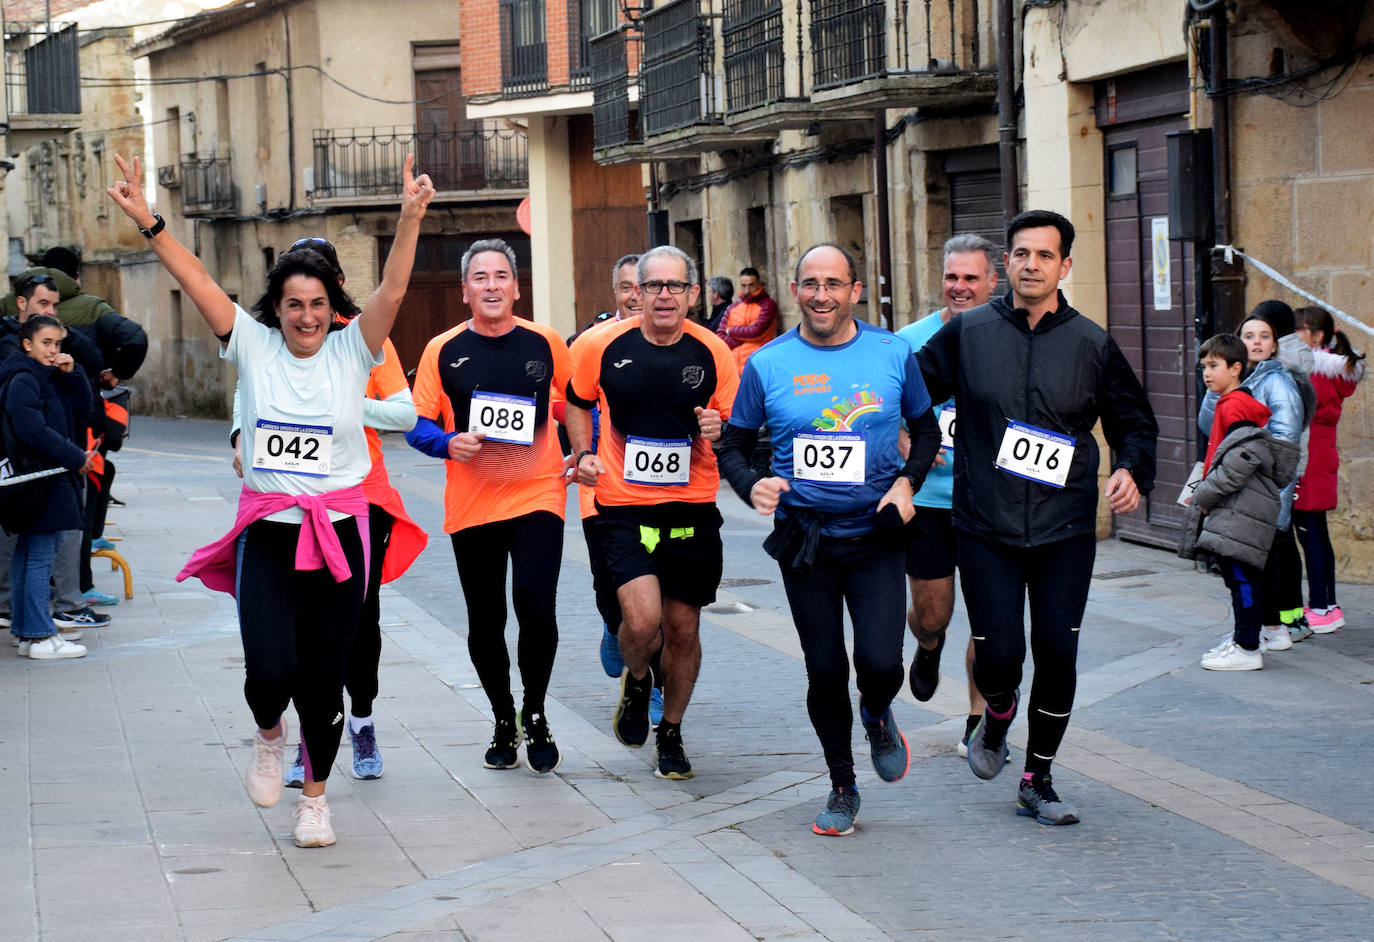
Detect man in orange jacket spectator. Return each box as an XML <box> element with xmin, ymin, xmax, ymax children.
<box><xmin>716</xmin><ymin>267</ymin><xmax>779</xmax><ymax>372</ymax></box>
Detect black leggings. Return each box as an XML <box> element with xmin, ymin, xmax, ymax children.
<box><xmin>1261</xmin><ymin>526</ymin><xmax>1303</xmax><ymax>624</ymax></box>
<box><xmin>777</xmin><ymin>532</ymin><xmax>907</xmax><ymax>789</ymax></box>
<box><xmin>236</xmin><ymin>516</ymin><xmax>367</xmax><ymax>783</ymax></box>
<box><xmin>345</xmin><ymin>507</ymin><xmax>393</xmax><ymax>718</ymax></box>
<box><xmin>581</xmin><ymin>514</ymin><xmax>623</xmax><ymax>631</ymax></box>
<box><xmin>956</xmin><ymin>530</ymin><xmax>1095</xmax><ymax>777</ymax></box>
<box><xmin>450</xmin><ymin>511</ymin><xmax>562</xmax><ymax>720</ymax></box>
<box><xmin>1292</xmin><ymin>510</ymin><xmax>1336</xmax><ymax>610</ymax></box>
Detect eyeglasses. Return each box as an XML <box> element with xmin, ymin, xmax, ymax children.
<box><xmin>289</xmin><ymin>237</ymin><xmax>342</xmax><ymax>276</ymax></box>
<box><xmin>640</xmin><ymin>280</ymin><xmax>691</xmax><ymax>296</ymax></box>
<box><xmin>797</xmin><ymin>279</ymin><xmax>854</xmax><ymax>297</ymax></box>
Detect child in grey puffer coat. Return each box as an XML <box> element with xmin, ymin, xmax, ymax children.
<box><xmin>1191</xmin><ymin>423</ymin><xmax>1299</xmax><ymax>570</ymax></box>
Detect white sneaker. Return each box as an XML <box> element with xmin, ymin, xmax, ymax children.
<box><xmin>292</xmin><ymin>793</ymin><xmax>336</xmax><ymax>847</ymax></box>
<box><xmin>1259</xmin><ymin>626</ymin><xmax>1293</xmax><ymax>652</ymax></box>
<box><xmin>1201</xmin><ymin>641</ymin><xmax>1263</xmax><ymax>671</ymax></box>
<box><xmin>1206</xmin><ymin>633</ymin><xmax>1235</xmax><ymax>656</ymax></box>
<box><xmin>26</xmin><ymin>634</ymin><xmax>87</xmax><ymax>659</ymax></box>
<box><xmin>246</xmin><ymin>722</ymin><xmax>287</xmax><ymax>808</ymax></box>
<box><xmin>57</xmin><ymin>628</ymin><xmax>83</xmax><ymax>642</ymax></box>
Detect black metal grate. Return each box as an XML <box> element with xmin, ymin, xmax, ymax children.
<box><xmin>500</xmin><ymin>0</ymin><xmax>548</xmax><ymax>95</ymax></box>
<box><xmin>571</xmin><ymin>0</ymin><xmax>616</xmax><ymax>88</ymax></box>
<box><xmin>723</xmin><ymin>0</ymin><xmax>784</xmax><ymax>113</ymax></box>
<box><xmin>641</xmin><ymin>0</ymin><xmax>718</xmax><ymax>136</ymax></box>
<box><xmin>591</xmin><ymin>29</ymin><xmax>635</xmax><ymax>150</ymax></box>
<box><xmin>4</xmin><ymin>22</ymin><xmax>81</xmax><ymax>115</ymax></box>
<box><xmin>180</xmin><ymin>157</ymin><xmax>235</xmax><ymax>214</ymax></box>
<box><xmin>312</xmin><ymin>125</ymin><xmax>528</xmax><ymax>199</ymax></box>
<box><xmin>809</xmin><ymin>0</ymin><xmax>886</xmax><ymax>88</ymax></box>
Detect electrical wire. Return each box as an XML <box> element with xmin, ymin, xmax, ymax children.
<box><xmin>72</xmin><ymin>63</ymin><xmax>457</xmax><ymax>105</ymax></box>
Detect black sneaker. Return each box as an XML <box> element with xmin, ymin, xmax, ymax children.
<box><xmin>483</xmin><ymin>716</ymin><xmax>521</xmax><ymax>769</ymax></box>
<box><xmin>653</xmin><ymin>725</ymin><xmax>694</xmax><ymax>780</ymax></box>
<box><xmin>967</xmin><ymin>692</ymin><xmax>1017</xmax><ymax>780</ymax></box>
<box><xmin>1017</xmin><ymin>773</ymin><xmax>1080</xmax><ymax>825</ymax></box>
<box><xmin>53</xmin><ymin>607</ymin><xmax>111</xmax><ymax>629</ymax></box>
<box><xmin>909</xmin><ymin>633</ymin><xmax>945</xmax><ymax>702</ymax></box>
<box><xmin>613</xmin><ymin>669</ymin><xmax>652</xmax><ymax>747</ymax></box>
<box><xmin>521</xmin><ymin>710</ymin><xmax>561</xmax><ymax>774</ymax></box>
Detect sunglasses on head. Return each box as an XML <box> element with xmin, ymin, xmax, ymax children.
<box><xmin>16</xmin><ymin>273</ymin><xmax>57</xmax><ymax>294</ymax></box>
<box><xmin>289</xmin><ymin>237</ymin><xmax>342</xmax><ymax>276</ymax></box>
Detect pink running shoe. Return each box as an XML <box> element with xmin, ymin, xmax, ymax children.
<box><xmin>1305</xmin><ymin>606</ymin><xmax>1344</xmax><ymax>633</ymax></box>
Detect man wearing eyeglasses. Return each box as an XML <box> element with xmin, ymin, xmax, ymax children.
<box><xmin>716</xmin><ymin>242</ymin><xmax>941</xmax><ymax>837</ymax></box>
<box><xmin>565</xmin><ymin>245</ymin><xmax>738</xmax><ymax>781</ymax></box>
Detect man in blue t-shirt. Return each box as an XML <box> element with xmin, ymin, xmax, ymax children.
<box><xmin>718</xmin><ymin>243</ymin><xmax>941</xmax><ymax>838</ymax></box>
<box><xmin>895</xmin><ymin>234</ymin><xmax>999</xmax><ymax>758</ymax></box>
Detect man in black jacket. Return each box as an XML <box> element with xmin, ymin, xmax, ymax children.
<box><xmin>917</xmin><ymin>210</ymin><xmax>1157</xmax><ymax>826</ymax></box>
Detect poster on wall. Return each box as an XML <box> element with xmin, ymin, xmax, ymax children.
<box><xmin>1151</xmin><ymin>217</ymin><xmax>1171</xmax><ymax>311</ymax></box>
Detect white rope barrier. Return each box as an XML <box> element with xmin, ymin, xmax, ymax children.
<box><xmin>1216</xmin><ymin>244</ymin><xmax>1374</xmax><ymax>340</ymax></box>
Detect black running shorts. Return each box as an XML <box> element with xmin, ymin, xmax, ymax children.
<box><xmin>904</xmin><ymin>507</ymin><xmax>956</xmax><ymax>580</ymax></box>
<box><xmin>594</xmin><ymin>502</ymin><xmax>724</xmax><ymax>608</ymax></box>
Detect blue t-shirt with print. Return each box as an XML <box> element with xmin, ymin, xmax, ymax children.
<box><xmin>896</xmin><ymin>311</ymin><xmax>954</xmax><ymax>510</ymax></box>
<box><xmin>730</xmin><ymin>321</ymin><xmax>932</xmax><ymax>537</ymax></box>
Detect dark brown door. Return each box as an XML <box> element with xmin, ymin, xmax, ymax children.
<box><xmin>415</xmin><ymin>67</ymin><xmax>485</xmax><ymax>190</ymax></box>
<box><xmin>568</xmin><ymin>114</ymin><xmax>649</xmax><ymax>328</ymax></box>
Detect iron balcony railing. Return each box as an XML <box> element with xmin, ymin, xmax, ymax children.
<box><xmin>810</xmin><ymin>0</ymin><xmax>987</xmax><ymax>90</ymax></box>
<box><xmin>3</xmin><ymin>21</ymin><xmax>80</xmax><ymax>115</ymax></box>
<box><xmin>312</xmin><ymin>124</ymin><xmax>528</xmax><ymax>200</ymax></box>
<box><xmin>723</xmin><ymin>0</ymin><xmax>785</xmax><ymax>113</ymax></box>
<box><xmin>641</xmin><ymin>0</ymin><xmax>719</xmax><ymax>136</ymax></box>
<box><xmin>180</xmin><ymin>156</ymin><xmax>235</xmax><ymax>214</ymax></box>
<box><xmin>500</xmin><ymin>0</ymin><xmax>548</xmax><ymax>96</ymax></box>
<box><xmin>591</xmin><ymin>28</ymin><xmax>636</xmax><ymax>150</ymax></box>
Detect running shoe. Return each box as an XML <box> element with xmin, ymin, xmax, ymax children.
<box><xmin>82</xmin><ymin>589</ymin><xmax>119</xmax><ymax>607</ymax></box>
<box><xmin>1017</xmin><ymin>773</ymin><xmax>1080</xmax><ymax>825</ymax></box>
<box><xmin>1200</xmin><ymin>641</ymin><xmax>1263</xmax><ymax>672</ymax></box>
<box><xmin>483</xmin><ymin>716</ymin><xmax>521</xmax><ymax>769</ymax></box>
<box><xmin>649</xmin><ymin>686</ymin><xmax>664</xmax><ymax>728</ymax></box>
<box><xmin>909</xmin><ymin>633</ymin><xmax>944</xmax><ymax>702</ymax></box>
<box><xmin>0</xmin><ymin>612</ymin><xmax>9</xmax><ymax>629</ymax></box>
<box><xmin>967</xmin><ymin>693</ymin><xmax>1017</xmax><ymax>780</ymax></box>
<box><xmin>292</xmin><ymin>793</ymin><xmax>335</xmax><ymax>848</ymax></box>
<box><xmin>284</xmin><ymin>742</ymin><xmax>305</xmax><ymax>788</ymax></box>
<box><xmin>1306</xmin><ymin>607</ymin><xmax>1344</xmax><ymax>633</ymax></box>
<box><xmin>812</xmin><ymin>785</ymin><xmax>860</xmax><ymax>836</ymax></box>
<box><xmin>53</xmin><ymin>608</ymin><xmax>110</xmax><ymax>629</ymax></box>
<box><xmin>25</xmin><ymin>634</ymin><xmax>86</xmax><ymax>659</ymax></box>
<box><xmin>1288</xmin><ymin>619</ymin><xmax>1315</xmax><ymax>643</ymax></box>
<box><xmin>653</xmin><ymin>725</ymin><xmax>694</xmax><ymax>780</ymax></box>
<box><xmin>522</xmin><ymin>710</ymin><xmax>562</xmax><ymax>774</ymax></box>
<box><xmin>613</xmin><ymin>668</ymin><xmax>652</xmax><ymax>747</ymax></box>
<box><xmin>91</xmin><ymin>537</ymin><xmax>117</xmax><ymax>552</ymax></box>
<box><xmin>859</xmin><ymin>701</ymin><xmax>910</xmax><ymax>783</ymax></box>
<box><xmin>349</xmin><ymin>723</ymin><xmax>383</xmax><ymax>780</ymax></box>
<box><xmin>599</xmin><ymin>623</ymin><xmax>624</xmax><ymax>678</ymax></box>
<box><xmin>247</xmin><ymin>721</ymin><xmax>287</xmax><ymax>807</ymax></box>
<box><xmin>1259</xmin><ymin>626</ymin><xmax>1292</xmax><ymax>652</ymax></box>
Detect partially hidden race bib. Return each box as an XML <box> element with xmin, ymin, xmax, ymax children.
<box><xmin>469</xmin><ymin>391</ymin><xmax>536</xmax><ymax>445</ymax></box>
<box><xmin>937</xmin><ymin>406</ymin><xmax>956</xmax><ymax>450</ymax></box>
<box><xmin>995</xmin><ymin>420</ymin><xmax>1074</xmax><ymax>488</ymax></box>
<box><xmin>793</xmin><ymin>431</ymin><xmax>865</xmax><ymax>484</ymax></box>
<box><xmin>253</xmin><ymin>420</ymin><xmax>333</xmax><ymax>477</ymax></box>
<box><xmin>623</xmin><ymin>436</ymin><xmax>691</xmax><ymax>485</ymax></box>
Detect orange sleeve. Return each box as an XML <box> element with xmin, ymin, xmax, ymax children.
<box><xmin>710</xmin><ymin>335</ymin><xmax>740</xmax><ymax>421</ymax></box>
<box><xmin>411</xmin><ymin>328</ymin><xmax>455</xmax><ymax>430</ymax></box>
<box><xmin>537</xmin><ymin>321</ymin><xmax>575</xmax><ymax>406</ymax></box>
<box><xmin>569</xmin><ymin>324</ymin><xmax>611</xmax><ymax>406</ymax></box>
<box><xmin>367</xmin><ymin>338</ymin><xmax>410</xmax><ymax>401</ymax></box>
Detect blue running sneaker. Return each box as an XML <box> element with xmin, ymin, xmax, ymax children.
<box><xmin>859</xmin><ymin>701</ymin><xmax>910</xmax><ymax>783</ymax></box>
<box><xmin>349</xmin><ymin>723</ymin><xmax>383</xmax><ymax>780</ymax></box>
<box><xmin>284</xmin><ymin>742</ymin><xmax>305</xmax><ymax>789</ymax></box>
<box><xmin>82</xmin><ymin>589</ymin><xmax>119</xmax><ymax>607</ymax></box>
<box><xmin>91</xmin><ymin>537</ymin><xmax>117</xmax><ymax>552</ymax></box>
<box><xmin>649</xmin><ymin>686</ymin><xmax>664</xmax><ymax>728</ymax></box>
<box><xmin>812</xmin><ymin>786</ymin><xmax>860</xmax><ymax>836</ymax></box>
<box><xmin>600</xmin><ymin>623</ymin><xmax>624</xmax><ymax>678</ymax></box>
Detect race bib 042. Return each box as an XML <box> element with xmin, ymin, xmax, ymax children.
<box><xmin>623</xmin><ymin>436</ymin><xmax>691</xmax><ymax>486</ymax></box>
<box><xmin>995</xmin><ymin>420</ymin><xmax>1075</xmax><ymax>488</ymax></box>
<box><xmin>253</xmin><ymin>420</ymin><xmax>333</xmax><ymax>477</ymax></box>
<box><xmin>792</xmin><ymin>431</ymin><xmax>865</xmax><ymax>484</ymax></box>
<box><xmin>469</xmin><ymin>391</ymin><xmax>536</xmax><ymax>445</ymax></box>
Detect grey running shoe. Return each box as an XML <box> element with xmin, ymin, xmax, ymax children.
<box><xmin>613</xmin><ymin>669</ymin><xmax>652</xmax><ymax>747</ymax></box>
<box><xmin>812</xmin><ymin>785</ymin><xmax>860</xmax><ymax>836</ymax></box>
<box><xmin>967</xmin><ymin>693</ymin><xmax>1017</xmax><ymax>780</ymax></box>
<box><xmin>859</xmin><ymin>702</ymin><xmax>910</xmax><ymax>782</ymax></box>
<box><xmin>1017</xmin><ymin>773</ymin><xmax>1080</xmax><ymax>825</ymax></box>
<box><xmin>483</xmin><ymin>716</ymin><xmax>521</xmax><ymax>769</ymax></box>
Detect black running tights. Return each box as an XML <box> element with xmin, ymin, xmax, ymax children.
<box><xmin>345</xmin><ymin>506</ymin><xmax>393</xmax><ymax>718</ymax></box>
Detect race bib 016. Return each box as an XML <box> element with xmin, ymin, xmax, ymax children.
<box><xmin>937</xmin><ymin>406</ymin><xmax>956</xmax><ymax>450</ymax></box>
<box><xmin>623</xmin><ymin>436</ymin><xmax>691</xmax><ymax>486</ymax></box>
<box><xmin>469</xmin><ymin>391</ymin><xmax>536</xmax><ymax>445</ymax></box>
<box><xmin>792</xmin><ymin>431</ymin><xmax>865</xmax><ymax>484</ymax></box>
<box><xmin>995</xmin><ymin>420</ymin><xmax>1074</xmax><ymax>488</ymax></box>
<box><xmin>253</xmin><ymin>420</ymin><xmax>333</xmax><ymax>477</ymax></box>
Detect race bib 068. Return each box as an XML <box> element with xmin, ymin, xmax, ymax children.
<box><xmin>469</xmin><ymin>391</ymin><xmax>536</xmax><ymax>445</ymax></box>
<box><xmin>995</xmin><ymin>420</ymin><xmax>1074</xmax><ymax>488</ymax></box>
<box><xmin>253</xmin><ymin>420</ymin><xmax>333</xmax><ymax>477</ymax></box>
<box><xmin>623</xmin><ymin>436</ymin><xmax>691</xmax><ymax>486</ymax></box>
<box><xmin>793</xmin><ymin>431</ymin><xmax>865</xmax><ymax>484</ymax></box>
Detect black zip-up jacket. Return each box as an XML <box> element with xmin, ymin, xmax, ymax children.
<box><xmin>916</xmin><ymin>290</ymin><xmax>1158</xmax><ymax>547</ymax></box>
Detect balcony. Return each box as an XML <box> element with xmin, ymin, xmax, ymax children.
<box><xmin>180</xmin><ymin>156</ymin><xmax>236</xmax><ymax>215</ymax></box>
<box><xmin>3</xmin><ymin>21</ymin><xmax>81</xmax><ymax>150</ymax></box>
<box><xmin>500</xmin><ymin>0</ymin><xmax>548</xmax><ymax>97</ymax></box>
<box><xmin>591</xmin><ymin>28</ymin><xmax>646</xmax><ymax>162</ymax></box>
<box><xmin>312</xmin><ymin>124</ymin><xmax>528</xmax><ymax>204</ymax></box>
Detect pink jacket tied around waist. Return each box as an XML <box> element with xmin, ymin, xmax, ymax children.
<box><xmin>177</xmin><ymin>484</ymin><xmax>371</xmax><ymax>594</ymax></box>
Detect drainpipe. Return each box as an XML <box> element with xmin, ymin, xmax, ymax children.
<box><xmin>282</xmin><ymin>9</ymin><xmax>297</xmax><ymax>212</ymax></box>
<box><xmin>1207</xmin><ymin>8</ymin><xmax>1243</xmax><ymax>332</ymax></box>
<box><xmin>996</xmin><ymin>0</ymin><xmax>1019</xmax><ymax>229</ymax></box>
<box><xmin>873</xmin><ymin>110</ymin><xmax>892</xmax><ymax>330</ymax></box>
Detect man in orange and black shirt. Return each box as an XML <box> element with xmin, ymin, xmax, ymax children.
<box><xmin>407</xmin><ymin>238</ymin><xmax>573</xmax><ymax>776</ymax></box>
<box><xmin>566</xmin><ymin>245</ymin><xmax>739</xmax><ymax>780</ymax></box>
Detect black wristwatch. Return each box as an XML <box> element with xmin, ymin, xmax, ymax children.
<box><xmin>575</xmin><ymin>449</ymin><xmax>595</xmax><ymax>466</ymax></box>
<box><xmin>138</xmin><ymin>213</ymin><xmax>166</xmax><ymax>239</ymax></box>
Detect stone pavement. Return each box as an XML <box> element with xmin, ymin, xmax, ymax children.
<box><xmin>3</xmin><ymin>416</ymin><xmax>1373</xmax><ymax>942</ymax></box>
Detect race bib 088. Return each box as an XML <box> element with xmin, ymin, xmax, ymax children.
<box><xmin>469</xmin><ymin>391</ymin><xmax>536</xmax><ymax>445</ymax></box>
<box><xmin>253</xmin><ymin>420</ymin><xmax>333</xmax><ymax>477</ymax></box>
<box><xmin>623</xmin><ymin>436</ymin><xmax>691</xmax><ymax>485</ymax></box>
<box><xmin>792</xmin><ymin>431</ymin><xmax>865</xmax><ymax>484</ymax></box>
<box><xmin>995</xmin><ymin>420</ymin><xmax>1074</xmax><ymax>488</ymax></box>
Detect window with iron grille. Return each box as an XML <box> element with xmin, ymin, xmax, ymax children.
<box><xmin>723</xmin><ymin>0</ymin><xmax>784</xmax><ymax>113</ymax></box>
<box><xmin>591</xmin><ymin>29</ymin><xmax>635</xmax><ymax>150</ymax></box>
<box><xmin>500</xmin><ymin>0</ymin><xmax>548</xmax><ymax>95</ymax></box>
<box><xmin>810</xmin><ymin>0</ymin><xmax>885</xmax><ymax>89</ymax></box>
<box><xmin>641</xmin><ymin>0</ymin><xmax>718</xmax><ymax>135</ymax></box>
<box><xmin>571</xmin><ymin>0</ymin><xmax>617</xmax><ymax>86</ymax></box>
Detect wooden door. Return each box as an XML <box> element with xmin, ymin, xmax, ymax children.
<box><xmin>415</xmin><ymin>67</ymin><xmax>483</xmax><ymax>190</ymax></box>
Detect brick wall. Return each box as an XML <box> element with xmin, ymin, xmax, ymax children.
<box><xmin>546</xmin><ymin>0</ymin><xmax>568</xmax><ymax>86</ymax></box>
<box><xmin>461</xmin><ymin>0</ymin><xmax>502</xmax><ymax>95</ymax></box>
